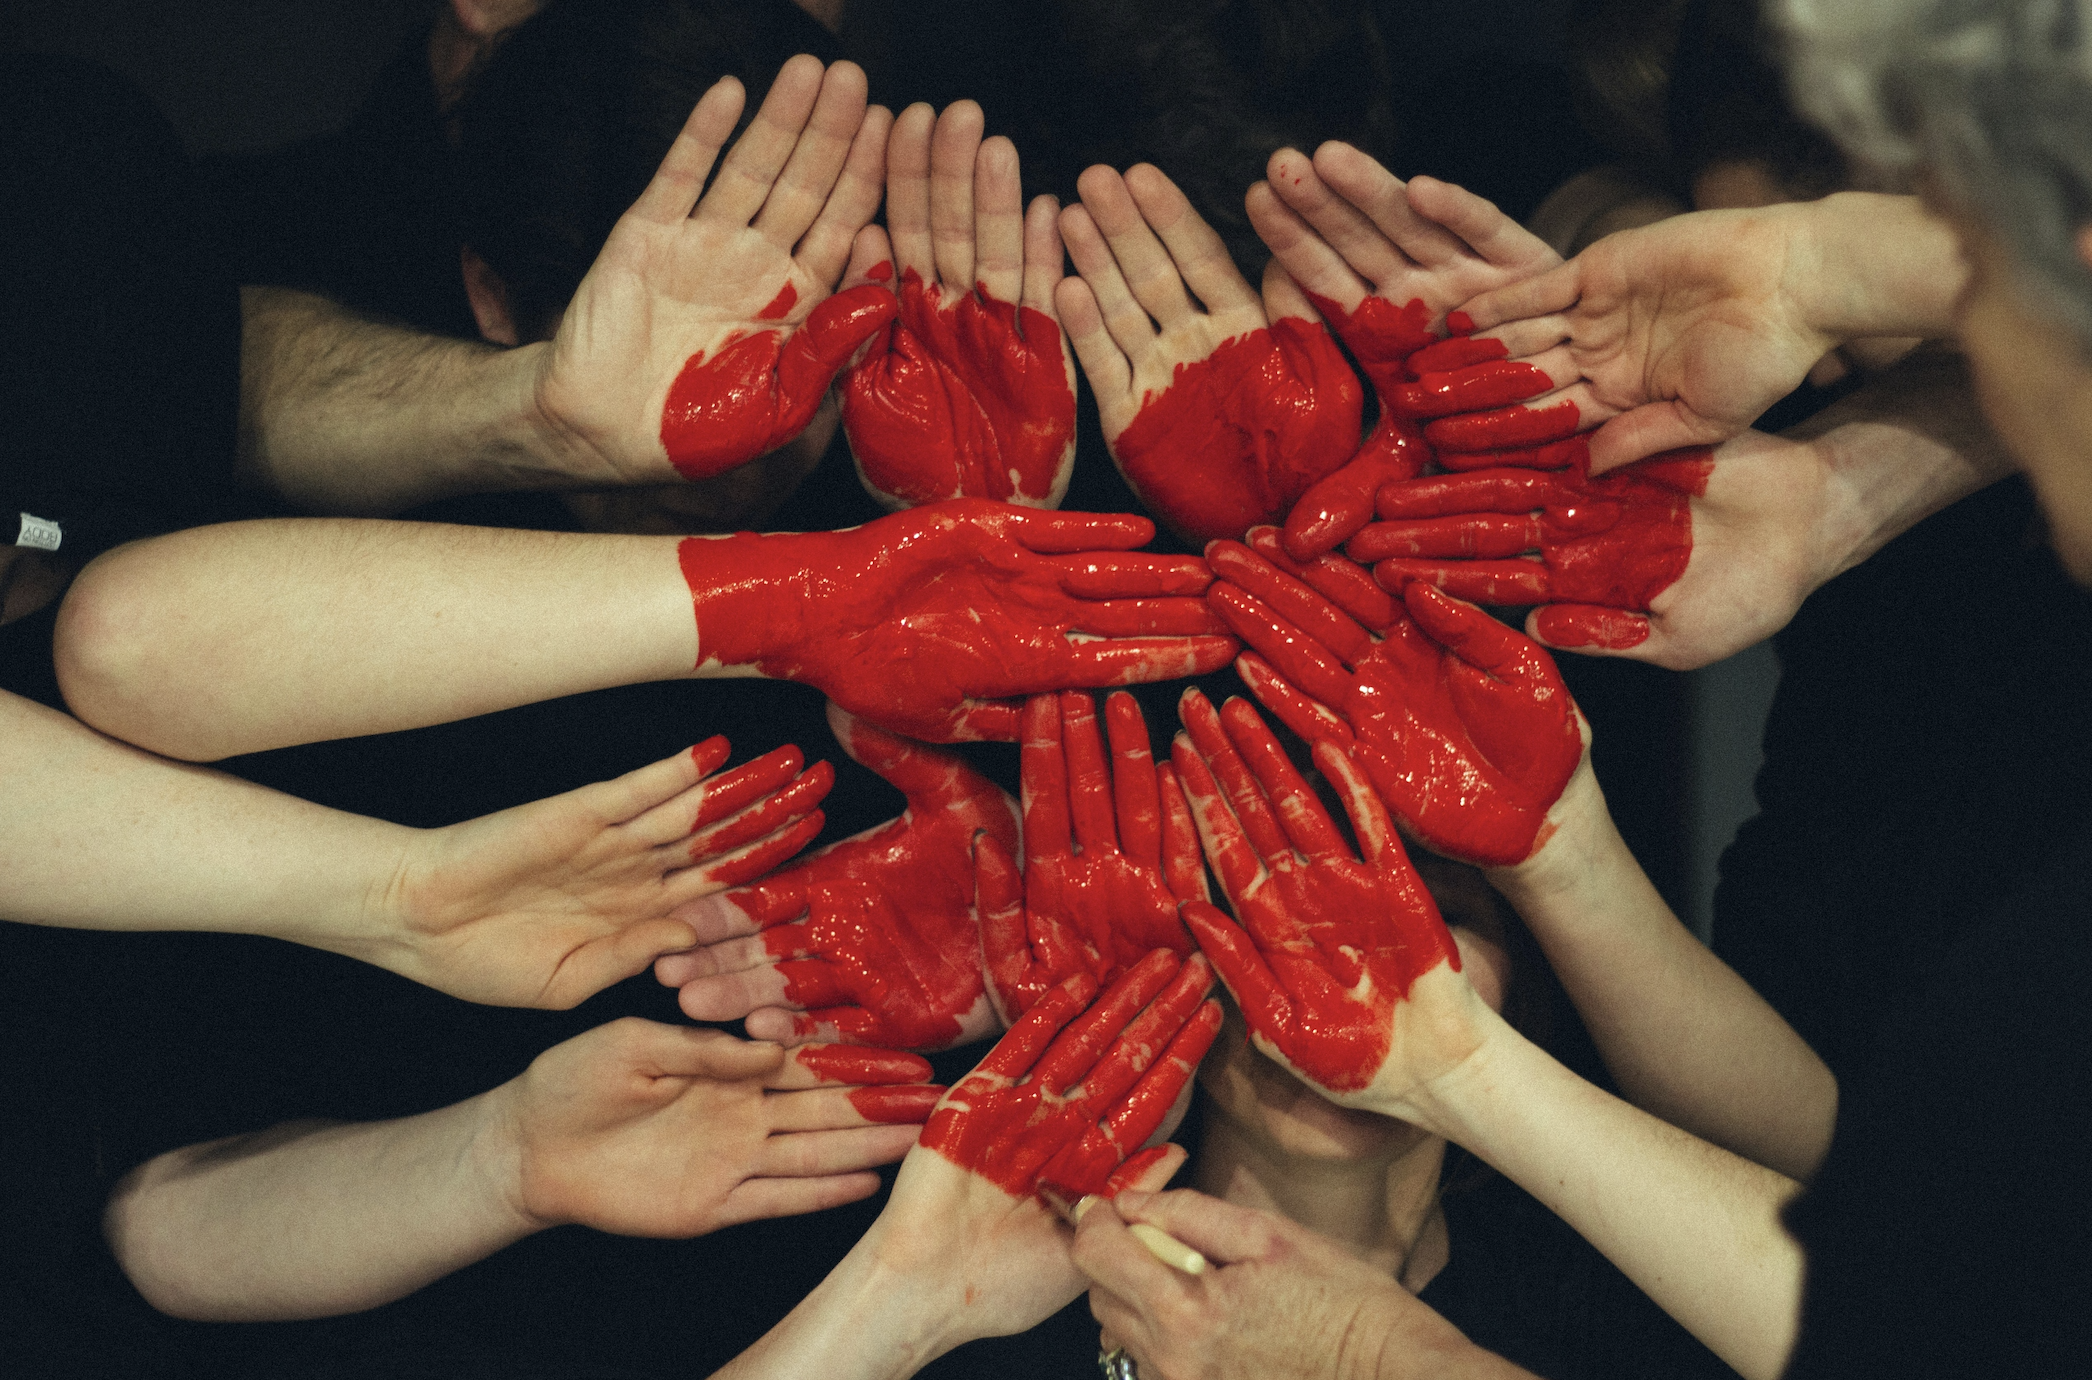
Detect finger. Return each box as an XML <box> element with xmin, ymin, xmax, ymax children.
<box><xmin>710</xmin><ymin>1169</ymin><xmax>889</xmax><ymax>1231</ymax></box>
<box><xmin>1076</xmin><ymin>164</ymin><xmax>1195</xmax><ymax>326</ymax></box>
<box><xmin>1004</xmin><ymin>505</ymin><xmax>1156</xmax><ymax>554</ymax></box>
<box><xmin>691</xmin><ymin>745</ymin><xmax>808</xmax><ymax>832</ymax></box>
<box><xmin>884</xmin><ymin>103</ymin><xmax>937</xmax><ymax>279</ymax></box>
<box><xmin>676</xmin><ymin>958</ymin><xmax>795</xmax><ymax>1022</ymax></box>
<box><xmin>764</xmin><ymin>1083</ymin><xmax>943</xmax><ymax>1131</ymax></box>
<box><xmin>972</xmin><ymin>972</ymin><xmax>1100</xmax><ymax>1081</ymax></box>
<box><xmin>1585</xmin><ymin>401</ymin><xmax>1738</xmax><ymax>475</ymax></box>
<box><xmin>753</xmin><ymin>1123</ymin><xmax>928</xmax><ymax>1180</ymax></box>
<box><xmin>540</xmin><ymin>918</ymin><xmax>705</xmax><ymax>1009</ymax></box>
<box><xmin>684</xmin><ymin>759</ymin><xmax>832</xmax><ymax>859</ymax></box>
<box><xmin>1021</xmin><ymin>193</ymin><xmax>1066</xmax><ymax>318</ymax></box>
<box><xmin>1390</xmin><ymin>358</ymin><xmax>1558</xmax><ymax>421</ymax></box>
<box><xmin>1051</xmin><ymin>552</ymin><xmax>1214</xmax><ymax>599</ymax></box>
<box><xmin>1454</xmin><ymin>257</ymin><xmax>1583</xmax><ymax>334</ymax></box>
<box><xmin>1112</xmin><ymin>1186</ymin><xmax>1290</xmax><ymax>1264</ymax></box>
<box><xmin>1217</xmin><ymin>697</ymin><xmax>1348</xmax><ymax>863</ymax></box>
<box><xmin>775</xmin><ymin>284</ymin><xmax>900</xmax><ymax>401</ymax></box>
<box><xmin>927</xmin><ymin>101</ymin><xmax>984</xmax><ymax>291</ymax></box>
<box><xmin>1091</xmin><ymin>996</ymin><xmax>1222</xmax><ymax>1150</ymax></box>
<box><xmin>1063</xmin><ymin>596</ymin><xmax>1234</xmax><ymax>639</ymax></box>
<box><xmin>1349</xmin><ymin>514</ymin><xmax>1546</xmax><ymax>562</ymax></box>
<box><xmin>1156</xmin><ymin>765</ymin><xmax>1211</xmax><ymax>903</ymax></box>
<box><xmin>826</xmin><ymin>702</ymin><xmax>1000</xmax><ymax>813</ymax></box>
<box><xmin>1176</xmin><ymin>689</ymin><xmax>1292</xmax><ymax>869</ymax></box>
<box><xmin>1082</xmin><ymin>955</ymin><xmax>1214</xmax><ymax>1114</ymax></box>
<box><xmin>1530</xmin><ymin>602</ymin><xmax>1653</xmax><ymax>654</ymax></box>
<box><xmin>667</xmin><ymin>876</ymin><xmax>807</xmax><ymax>944</ymax></box>
<box><xmin>1035</xmin><ymin>949</ymin><xmax>1180</xmax><ymax>1094</ymax></box>
<box><xmin>1250</xmin><ymin>153</ymin><xmax>1370</xmax><ymax>313</ymax></box>
<box><xmin>1423</xmin><ymin>394</ymin><xmax>1584</xmax><ymax>454</ymax></box>
<box><xmin>1169</xmin><ymin>731</ymin><xmax>1264</xmax><ymax>903</ymax></box>
<box><xmin>1259</xmin><ymin>257</ymin><xmax>1320</xmax><ymax>325</ymax></box>
<box><xmin>942</xmin><ymin>697</ymin><xmax>1023</xmax><ymax>743</ymax></box>
<box><xmin>785</xmin><ymin>1043</ymin><xmax>936</xmax><ymax>1088</ymax></box>
<box><xmin>1179</xmin><ymin>900</ymin><xmax>1294</xmax><ymax>1058</ymax></box>
<box><xmin>1297</xmin><ymin>141</ymin><xmax>1447</xmax><ymax>284</ymax></box>
<box><xmin>1373</xmin><ymin>557</ymin><xmax>1551</xmax><ymax>605</ymax></box>
<box><xmin>1206</xmin><ymin>539</ymin><xmax>1375</xmax><ymax>667</ymax></box>
<box><xmin>842</xmin><ymin>223</ymin><xmax>894</xmax><ymax>288</ymax></box>
<box><xmin>975</xmin><ymin>828</ymin><xmax>1039</xmax><ymax>1018</ymax></box>
<box><xmin>1123</xmin><ymin>163</ymin><xmax>1257</xmax><ymax>317</ymax></box>
<box><xmin>680</xmin><ymin>811</ymin><xmax>827</xmax><ymax>892</ymax></box>
<box><xmin>697</xmin><ymin>54</ymin><xmax>826</xmax><ymax>228</ymax></box>
<box><xmin>1205</xmin><ymin>583</ymin><xmax>1355</xmax><ymax>710</ymax></box>
<box><xmin>1311</xmin><ymin>740</ymin><xmax>1405</xmax><ymax>875</ymax></box>
<box><xmin>628</xmin><ymin>77</ymin><xmax>745</xmax><ymax>223</ymax></box>
<box><xmin>797</xmin><ymin>100</ymin><xmax>892</xmax><ymax>286</ymax></box>
<box><xmin>1100</xmin><ymin>1141</ymin><xmax>1188</xmax><ymax>1198</ymax></box>
<box><xmin>754</xmin><ymin>60</ymin><xmax>872</xmax><ymax>251</ymax></box>
<box><xmin>1056</xmin><ymin>273</ymin><xmax>1132</xmax><ymax>410</ymax></box>
<box><xmin>974</xmin><ymin>135</ymin><xmax>1026</xmax><ymax>304</ymax></box>
<box><xmin>1233</xmin><ymin>651</ymin><xmax>1354</xmax><ymax>750</ymax></box>
<box><xmin>586</xmin><ymin>739</ymin><xmax>725</xmax><ymax>844</ymax></box>
<box><xmin>1402</xmin><ymin>581</ymin><xmax>1551</xmax><ymax>679</ymax></box>
<box><xmin>1406</xmin><ymin>174</ymin><xmax>1559</xmax><ymax>273</ymax></box>
<box><xmin>1433</xmin><ymin>433</ymin><xmax>1590</xmax><ymax>474</ymax></box>
<box><xmin>1371</xmin><ymin>468</ymin><xmax>1564</xmax><ymax>521</ymax></box>
<box><xmin>1059</xmin><ymin>196</ymin><xmax>1163</xmax><ymax>379</ymax></box>
<box><xmin>1047</xmin><ymin>635</ymin><xmax>1243</xmax><ymax>689</ymax></box>
<box><xmin>1105</xmin><ymin>693</ymin><xmax>1162</xmax><ymax>874</ymax></box>
<box><xmin>1060</xmin><ymin>691</ymin><xmax>1120</xmax><ymax>856</ymax></box>
<box><xmin>1021</xmin><ymin>693</ymin><xmax>1074</xmax><ymax>860</ymax></box>
<box><xmin>1245</xmin><ymin>528</ymin><xmax>1400</xmax><ymax>631</ymax></box>
<box><xmin>621</xmin><ymin>1021</ymin><xmax>786</xmax><ymax>1080</ymax></box>
<box><xmin>1071</xmin><ymin>1200</ymin><xmax>1201</xmax><ymax>1342</ymax></box>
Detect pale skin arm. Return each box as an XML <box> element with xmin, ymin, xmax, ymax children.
<box><xmin>105</xmin><ymin>1022</ymin><xmax>929</xmax><ymax>1321</ymax></box>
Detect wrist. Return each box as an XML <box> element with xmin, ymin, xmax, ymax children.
<box><xmin>466</xmin><ymin>1079</ymin><xmax>554</xmax><ymax>1241</ymax></box>
<box><xmin>1793</xmin><ymin>193</ymin><xmax>1963</xmax><ymax>342</ymax></box>
<box><xmin>678</xmin><ymin>528</ymin><xmax>829</xmax><ymax>675</ymax></box>
<box><xmin>1485</xmin><ymin>754</ymin><xmax>1615</xmax><ymax>909</ymax></box>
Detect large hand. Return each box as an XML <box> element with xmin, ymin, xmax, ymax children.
<box><xmin>1058</xmin><ymin>163</ymin><xmax>1363</xmax><ymax>544</ymax></box>
<box><xmin>838</xmin><ymin>101</ymin><xmax>1077</xmax><ymax>509</ymax></box>
<box><xmin>532</xmin><ymin>58</ymin><xmax>896</xmax><ymax>485</ymax></box>
<box><xmin>1246</xmin><ymin>146</ymin><xmax>1561</xmax><ymax>557</ymax></box>
<box><xmin>388</xmin><ymin>737</ymin><xmax>831</xmax><ymax>1008</ymax></box>
<box><xmin>1075</xmin><ymin>1190</ymin><xmax>1517</xmax><ymax>1380</ymax></box>
<box><xmin>656</xmin><ymin>702</ymin><xmax>1019</xmax><ymax>1050</ymax></box>
<box><xmin>677</xmin><ymin>498</ymin><xmax>1238</xmax><ymax>742</ymax></box>
<box><xmin>1350</xmin><ymin>443</ymin><xmax>1713</xmax><ymax>653</ymax></box>
<box><xmin>979</xmin><ymin>691</ymin><xmax>1209</xmax><ymax>1023</ymax></box>
<box><xmin>1170</xmin><ymin>689</ymin><xmax>1468</xmax><ymax>1101</ymax></box>
<box><xmin>1206</xmin><ymin>535</ymin><xmax>1584</xmax><ymax>867</ymax></box>
<box><xmin>490</xmin><ymin>1021</ymin><xmax>942</xmax><ymax>1238</ymax></box>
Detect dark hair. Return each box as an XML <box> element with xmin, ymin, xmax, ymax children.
<box><xmin>453</xmin><ymin>0</ymin><xmax>842</xmax><ymax>340</ymax></box>
<box><xmin>1668</xmin><ymin>0</ymin><xmax>1849</xmax><ymax>197</ymax></box>
<box><xmin>1566</xmin><ymin>0</ymin><xmax>1694</xmax><ymax>175</ymax></box>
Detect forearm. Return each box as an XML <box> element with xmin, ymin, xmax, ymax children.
<box><xmin>709</xmin><ymin>1227</ymin><xmax>956</xmax><ymax>1380</ymax></box>
<box><xmin>1792</xmin><ymin>193</ymin><xmax>1965</xmax><ymax>343</ymax></box>
<box><xmin>104</xmin><ymin>1094</ymin><xmax>533</xmax><ymax>1321</ymax></box>
<box><xmin>54</xmin><ymin>518</ymin><xmax>696</xmax><ymax>760</ymax></box>
<box><xmin>239</xmin><ymin>287</ymin><xmax>580</xmax><ymax>514</ymax></box>
<box><xmin>1405</xmin><ymin>1016</ymin><xmax>1805</xmax><ymax>1380</ymax></box>
<box><xmin>1489</xmin><ymin>767</ymin><xmax>1837</xmax><ymax>1178</ymax></box>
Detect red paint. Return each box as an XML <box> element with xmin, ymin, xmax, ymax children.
<box><xmin>1435</xmin><ymin>434</ymin><xmax>1589</xmax><ymax>474</ymax></box>
<box><xmin>839</xmin><ymin>269</ymin><xmax>1078</xmax><ymax>508</ymax></box>
<box><xmin>1533</xmin><ymin>604</ymin><xmax>1650</xmax><ymax>649</ymax></box>
<box><xmin>920</xmin><ymin>953</ymin><xmax>1222</xmax><ymax>1201</ymax></box>
<box><xmin>659</xmin><ymin>283</ymin><xmax>896</xmax><ymax>481</ymax></box>
<box><xmin>1403</xmin><ymin>332</ymin><xmax>1504</xmax><ymax>375</ymax></box>
<box><xmin>675</xmin><ymin>499</ymin><xmax>1238</xmax><ymax>743</ymax></box>
<box><xmin>1425</xmin><ymin>396</ymin><xmax>1580</xmax><ymax>452</ymax></box>
<box><xmin>757</xmin><ymin>282</ymin><xmax>798</xmax><ymax>321</ymax></box>
<box><xmin>690</xmin><ymin>744</ymin><xmax>805</xmax><ymax>831</ymax></box>
<box><xmin>690</xmin><ymin>736</ymin><xmax>732</xmax><ymax>778</ymax></box>
<box><xmin>1170</xmin><ymin>691</ymin><xmax>1458</xmax><ymax>1093</ymax></box>
<box><xmin>792</xmin><ymin>1043</ymin><xmax>944</xmax><ymax>1124</ymax></box>
<box><xmin>1111</xmin><ymin>318</ymin><xmax>1364</xmax><ymax>543</ymax></box>
<box><xmin>689</xmin><ymin>760</ymin><xmax>832</xmax><ymax>864</ymax></box>
<box><xmin>719</xmin><ymin>710</ymin><xmax>1019</xmax><ymax>1049</ymax></box>
<box><xmin>1390</xmin><ymin>360</ymin><xmax>1555</xmax><ymax>421</ymax></box>
<box><xmin>1444</xmin><ymin>310</ymin><xmax>1476</xmax><ymax>336</ymax></box>
<box><xmin>980</xmin><ymin>692</ymin><xmax>1203</xmax><ymax>1021</ymax></box>
<box><xmin>848</xmin><ymin>1085</ymin><xmax>947</xmax><ymax>1124</ymax></box>
<box><xmin>1204</xmin><ymin>550</ymin><xmax>1584</xmax><ymax>868</ymax></box>
<box><xmin>1354</xmin><ymin>447</ymin><xmax>1713</xmax><ymax>614</ymax></box>
<box><xmin>866</xmin><ymin>260</ymin><xmax>893</xmax><ymax>283</ymax></box>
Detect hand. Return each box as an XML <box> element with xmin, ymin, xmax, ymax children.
<box><xmin>387</xmin><ymin>737</ymin><xmax>832</xmax><ymax>1008</ymax></box>
<box><xmin>838</xmin><ymin>101</ymin><xmax>1077</xmax><ymax>509</ymax></box>
<box><xmin>657</xmin><ymin>702</ymin><xmax>1019</xmax><ymax>1050</ymax></box>
<box><xmin>1058</xmin><ymin>163</ymin><xmax>1363</xmax><ymax>544</ymax></box>
<box><xmin>1169</xmin><ymin>689</ymin><xmax>1468</xmax><ymax>1101</ymax></box>
<box><xmin>676</xmin><ymin>498</ymin><xmax>1239</xmax><ymax>742</ymax></box>
<box><xmin>1075</xmin><ymin>1190</ymin><xmax>1520</xmax><ymax>1380</ymax></box>
<box><xmin>1246</xmin><ymin>146</ymin><xmax>1561</xmax><ymax>557</ymax></box>
<box><xmin>1350</xmin><ymin>444</ymin><xmax>1713</xmax><ymax>653</ymax></box>
<box><xmin>532</xmin><ymin>57</ymin><xmax>896</xmax><ymax>485</ymax></box>
<box><xmin>492</xmin><ymin>1020</ymin><xmax>942</xmax><ymax>1238</ymax></box>
<box><xmin>979</xmin><ymin>691</ymin><xmax>1209</xmax><ymax>1023</ymax></box>
<box><xmin>1205</xmin><ymin>536</ymin><xmax>1584</xmax><ymax>867</ymax></box>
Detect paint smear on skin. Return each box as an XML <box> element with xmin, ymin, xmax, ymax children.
<box><xmin>866</xmin><ymin>260</ymin><xmax>894</xmax><ymax>282</ymax></box>
<box><xmin>1533</xmin><ymin>604</ymin><xmax>1650</xmax><ymax>649</ymax></box>
<box><xmin>758</xmin><ymin>282</ymin><xmax>798</xmax><ymax>320</ymax></box>
<box><xmin>839</xmin><ymin>268</ymin><xmax>1076</xmax><ymax>506</ymax></box>
<box><xmin>793</xmin><ymin>1044</ymin><xmax>934</xmax><ymax>1086</ymax></box>
<box><xmin>1111</xmin><ymin>318</ymin><xmax>1364</xmax><ymax>543</ymax></box>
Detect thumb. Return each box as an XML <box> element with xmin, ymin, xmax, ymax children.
<box><xmin>1112</xmin><ymin>1187</ymin><xmax>1289</xmax><ymax>1266</ymax></box>
<box><xmin>781</xmin><ymin>283</ymin><xmax>900</xmax><ymax>394</ymax></box>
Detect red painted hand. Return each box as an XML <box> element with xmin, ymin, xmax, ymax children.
<box><xmin>656</xmin><ymin>702</ymin><xmax>1019</xmax><ymax>1050</ymax></box>
<box><xmin>1206</xmin><ymin>536</ymin><xmax>1583</xmax><ymax>867</ymax></box>
<box><xmin>1170</xmin><ymin>689</ymin><xmax>1460</xmax><ymax>1097</ymax></box>
<box><xmin>920</xmin><ymin>949</ymin><xmax>1223</xmax><ymax>1204</ymax></box>
<box><xmin>1349</xmin><ymin>447</ymin><xmax>1714</xmax><ymax>651</ymax></box>
<box><xmin>1058</xmin><ymin>164</ymin><xmax>1363</xmax><ymax>544</ymax></box>
<box><xmin>978</xmin><ymin>691</ymin><xmax>1208</xmax><ymax>1023</ymax></box>
<box><xmin>677</xmin><ymin>499</ymin><xmax>1239</xmax><ymax>743</ymax></box>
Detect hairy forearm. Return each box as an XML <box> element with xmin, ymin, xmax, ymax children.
<box><xmin>238</xmin><ymin>287</ymin><xmax>579</xmax><ymax>514</ymax></box>
<box><xmin>1490</xmin><ymin>768</ymin><xmax>1837</xmax><ymax>1179</ymax></box>
<box><xmin>105</xmin><ymin>1095</ymin><xmax>532</xmax><ymax>1321</ymax></box>
<box><xmin>1792</xmin><ymin>193</ymin><xmax>1965</xmax><ymax>344</ymax></box>
<box><xmin>54</xmin><ymin>518</ymin><xmax>696</xmax><ymax>760</ymax></box>
<box><xmin>1407</xmin><ymin>1020</ymin><xmax>1805</xmax><ymax>1380</ymax></box>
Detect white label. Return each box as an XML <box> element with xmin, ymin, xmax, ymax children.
<box><xmin>15</xmin><ymin>513</ymin><xmax>61</xmax><ymax>552</ymax></box>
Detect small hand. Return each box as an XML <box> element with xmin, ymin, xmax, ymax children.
<box><xmin>838</xmin><ymin>101</ymin><xmax>1077</xmax><ymax>509</ymax></box>
<box><xmin>656</xmin><ymin>702</ymin><xmax>1019</xmax><ymax>1050</ymax></box>
<box><xmin>1058</xmin><ymin>163</ymin><xmax>1363</xmax><ymax>544</ymax></box>
<box><xmin>1170</xmin><ymin>689</ymin><xmax>1466</xmax><ymax>1099</ymax></box>
<box><xmin>677</xmin><ymin>498</ymin><xmax>1239</xmax><ymax>742</ymax></box>
<box><xmin>494</xmin><ymin>1021</ymin><xmax>941</xmax><ymax>1238</ymax></box>
<box><xmin>390</xmin><ymin>737</ymin><xmax>831</xmax><ymax>1008</ymax></box>
<box><xmin>1206</xmin><ymin>537</ymin><xmax>1584</xmax><ymax>867</ymax></box>
<box><xmin>533</xmin><ymin>58</ymin><xmax>896</xmax><ymax>485</ymax></box>
<box><xmin>1246</xmin><ymin>146</ymin><xmax>1561</xmax><ymax>557</ymax></box>
<box><xmin>979</xmin><ymin>691</ymin><xmax>1209</xmax><ymax>1023</ymax></box>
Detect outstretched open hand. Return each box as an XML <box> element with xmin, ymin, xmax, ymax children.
<box><xmin>389</xmin><ymin>737</ymin><xmax>831</xmax><ymax>1008</ymax></box>
<box><xmin>656</xmin><ymin>702</ymin><xmax>1018</xmax><ymax>1050</ymax></box>
<box><xmin>839</xmin><ymin>101</ymin><xmax>1076</xmax><ymax>509</ymax></box>
<box><xmin>677</xmin><ymin>498</ymin><xmax>1238</xmax><ymax>742</ymax></box>
<box><xmin>979</xmin><ymin>691</ymin><xmax>1208</xmax><ymax>1023</ymax></box>
<box><xmin>1171</xmin><ymin>689</ymin><xmax>1464</xmax><ymax>1099</ymax></box>
<box><xmin>1207</xmin><ymin>534</ymin><xmax>1584</xmax><ymax>867</ymax></box>
<box><xmin>1246</xmin><ymin>146</ymin><xmax>1561</xmax><ymax>557</ymax></box>
<box><xmin>1058</xmin><ymin>163</ymin><xmax>1362</xmax><ymax>544</ymax></box>
<box><xmin>532</xmin><ymin>57</ymin><xmax>895</xmax><ymax>485</ymax></box>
